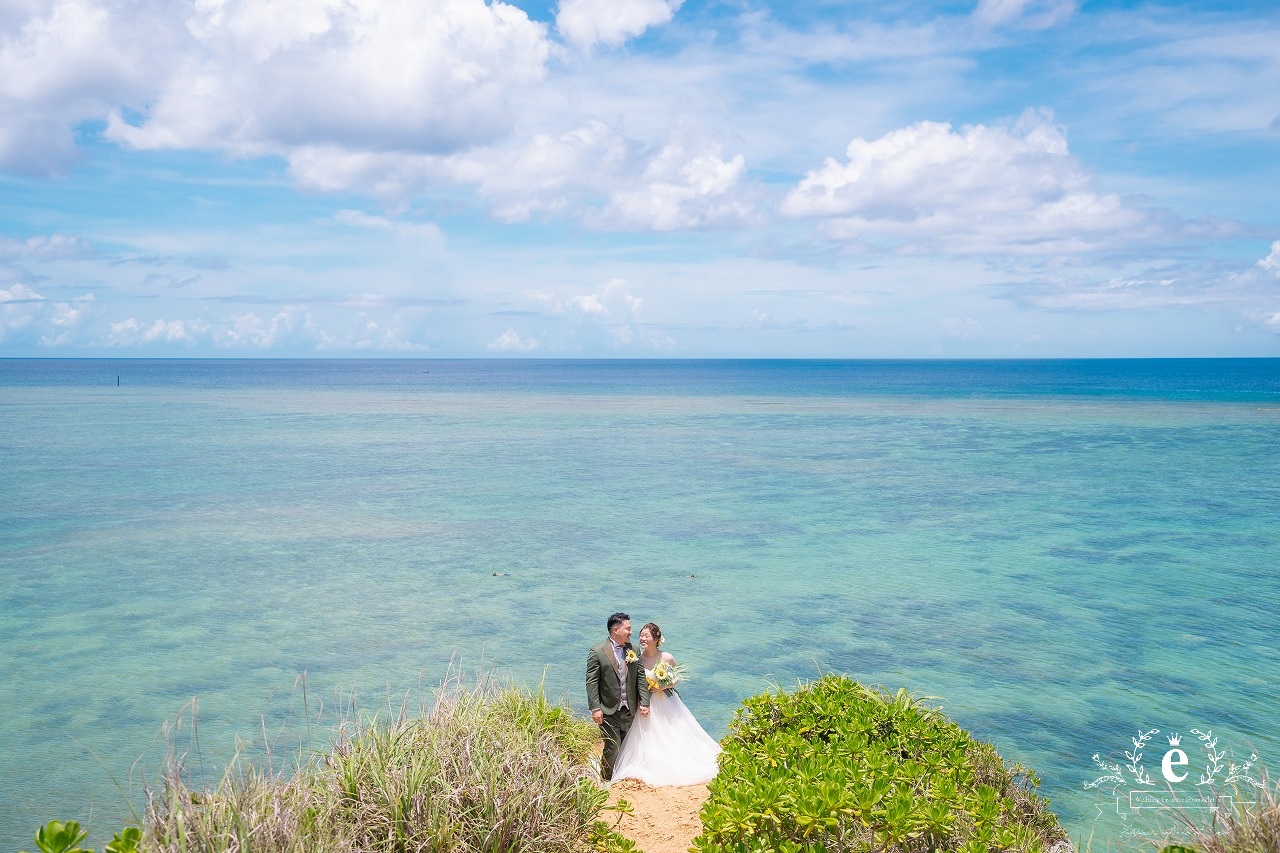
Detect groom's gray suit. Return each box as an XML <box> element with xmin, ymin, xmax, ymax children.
<box><xmin>586</xmin><ymin>637</ymin><xmax>650</xmax><ymax>781</ymax></box>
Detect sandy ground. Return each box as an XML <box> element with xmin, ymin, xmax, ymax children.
<box><xmin>605</xmin><ymin>779</ymin><xmax>709</xmax><ymax>853</ymax></box>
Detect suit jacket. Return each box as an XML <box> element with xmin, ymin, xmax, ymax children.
<box><xmin>586</xmin><ymin>639</ymin><xmax>650</xmax><ymax>715</ymax></box>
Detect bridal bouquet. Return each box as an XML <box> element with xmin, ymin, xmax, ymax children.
<box><xmin>647</xmin><ymin>660</ymin><xmax>686</xmax><ymax>692</ymax></box>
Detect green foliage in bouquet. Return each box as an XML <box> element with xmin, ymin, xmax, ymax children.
<box><xmin>691</xmin><ymin>674</ymin><xmax>1068</xmax><ymax>853</ymax></box>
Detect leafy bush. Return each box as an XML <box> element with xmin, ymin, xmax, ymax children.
<box><xmin>691</xmin><ymin>674</ymin><xmax>1068</xmax><ymax>853</ymax></box>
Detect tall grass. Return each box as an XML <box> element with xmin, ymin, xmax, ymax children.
<box><xmin>143</xmin><ymin>674</ymin><xmax>615</xmax><ymax>853</ymax></box>
<box><xmin>1162</xmin><ymin>775</ymin><xmax>1280</xmax><ymax>853</ymax></box>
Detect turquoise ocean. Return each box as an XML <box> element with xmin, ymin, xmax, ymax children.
<box><xmin>2</xmin><ymin>358</ymin><xmax>1278</xmax><ymax>851</ymax></box>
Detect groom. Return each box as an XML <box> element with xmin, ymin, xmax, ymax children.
<box><xmin>586</xmin><ymin>611</ymin><xmax>650</xmax><ymax>781</ymax></box>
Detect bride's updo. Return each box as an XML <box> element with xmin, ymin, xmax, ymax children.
<box><xmin>642</xmin><ymin>622</ymin><xmax>663</xmax><ymax>647</ymax></box>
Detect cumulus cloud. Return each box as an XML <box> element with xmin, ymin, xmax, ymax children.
<box><xmin>0</xmin><ymin>283</ymin><xmax>47</xmax><ymax>342</ymax></box>
<box><xmin>0</xmin><ymin>0</ymin><xmax>552</xmax><ymax>173</ymax></box>
<box><xmin>108</xmin><ymin>316</ymin><xmax>196</xmax><ymax>346</ymax></box>
<box><xmin>521</xmin><ymin>278</ymin><xmax>674</xmax><ymax>348</ymax></box>
<box><xmin>781</xmin><ymin>110</ymin><xmax>1228</xmax><ymax>255</ymax></box>
<box><xmin>487</xmin><ymin>328</ymin><xmax>539</xmax><ymax>352</ymax></box>
<box><xmin>555</xmin><ymin>0</ymin><xmax>683</xmax><ymax>51</ymax></box>
<box><xmin>0</xmin><ymin>0</ymin><xmax>173</xmax><ymax>175</ymax></box>
<box><xmin>40</xmin><ymin>293</ymin><xmax>95</xmax><ymax>345</ymax></box>
<box><xmin>108</xmin><ymin>0</ymin><xmax>548</xmax><ymax>157</ymax></box>
<box><xmin>216</xmin><ymin>309</ymin><xmax>315</xmax><ymax>349</ymax></box>
<box><xmin>601</xmin><ymin>132</ymin><xmax>751</xmax><ymax>231</ymax></box>
<box><xmin>1259</xmin><ymin>240</ymin><xmax>1280</xmax><ymax>273</ymax></box>
<box><xmin>291</xmin><ymin>119</ymin><xmax>753</xmax><ymax>229</ymax></box>
<box><xmin>1</xmin><ymin>283</ymin><xmax>45</xmax><ymax>303</ymax></box>
<box><xmin>447</xmin><ymin>120</ymin><xmax>752</xmax><ymax>230</ymax></box>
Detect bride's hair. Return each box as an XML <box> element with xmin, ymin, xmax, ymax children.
<box><xmin>641</xmin><ymin>622</ymin><xmax>663</xmax><ymax>647</ymax></box>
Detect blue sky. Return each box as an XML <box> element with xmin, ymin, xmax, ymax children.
<box><xmin>1</xmin><ymin>0</ymin><xmax>1277</xmax><ymax>357</ymax></box>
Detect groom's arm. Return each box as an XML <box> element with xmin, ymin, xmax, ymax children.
<box><xmin>585</xmin><ymin>647</ymin><xmax>604</xmax><ymax>724</ymax></box>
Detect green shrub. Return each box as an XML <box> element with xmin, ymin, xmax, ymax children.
<box><xmin>691</xmin><ymin>674</ymin><xmax>1067</xmax><ymax>853</ymax></box>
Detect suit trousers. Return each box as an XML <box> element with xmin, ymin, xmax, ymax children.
<box><xmin>599</xmin><ymin>703</ymin><xmax>635</xmax><ymax>782</ymax></box>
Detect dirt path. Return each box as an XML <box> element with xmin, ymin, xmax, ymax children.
<box><xmin>605</xmin><ymin>779</ymin><xmax>709</xmax><ymax>853</ymax></box>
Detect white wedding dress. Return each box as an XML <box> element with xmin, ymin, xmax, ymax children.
<box><xmin>611</xmin><ymin>670</ymin><xmax>721</xmax><ymax>786</ymax></box>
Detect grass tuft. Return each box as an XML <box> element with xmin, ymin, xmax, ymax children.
<box><xmin>143</xmin><ymin>673</ymin><xmax>614</xmax><ymax>853</ymax></box>
<box><xmin>1160</xmin><ymin>774</ymin><xmax>1280</xmax><ymax>853</ymax></box>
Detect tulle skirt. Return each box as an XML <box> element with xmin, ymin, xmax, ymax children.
<box><xmin>611</xmin><ymin>690</ymin><xmax>721</xmax><ymax>786</ymax></box>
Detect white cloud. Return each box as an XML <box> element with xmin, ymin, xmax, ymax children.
<box><xmin>291</xmin><ymin>119</ymin><xmax>754</xmax><ymax>230</ymax></box>
<box><xmin>1259</xmin><ymin>241</ymin><xmax>1280</xmax><ymax>273</ymax></box>
<box><xmin>520</xmin><ymin>277</ymin><xmax>674</xmax><ymax>349</ymax></box>
<box><xmin>333</xmin><ymin>210</ymin><xmax>444</xmax><ymax>244</ymax></box>
<box><xmin>999</xmin><ymin>257</ymin><xmax>1280</xmax><ymax>327</ymax></box>
<box><xmin>0</xmin><ymin>283</ymin><xmax>45</xmax><ymax>303</ymax></box>
<box><xmin>40</xmin><ymin>292</ymin><xmax>95</xmax><ymax>345</ymax></box>
<box><xmin>973</xmin><ymin>0</ymin><xmax>1078</xmax><ymax>30</ymax></box>
<box><xmin>0</xmin><ymin>233</ymin><xmax>89</xmax><ymax>260</ymax></box>
<box><xmin>555</xmin><ymin>0</ymin><xmax>683</xmax><ymax>51</ymax></box>
<box><xmin>99</xmin><ymin>0</ymin><xmax>549</xmax><ymax>158</ymax></box>
<box><xmin>443</xmin><ymin>119</ymin><xmax>636</xmax><ymax>222</ymax></box>
<box><xmin>451</xmin><ymin>120</ymin><xmax>752</xmax><ymax>230</ymax></box>
<box><xmin>601</xmin><ymin>131</ymin><xmax>751</xmax><ymax>231</ymax></box>
<box><xmin>108</xmin><ymin>316</ymin><xmax>197</xmax><ymax>346</ymax></box>
<box><xmin>216</xmin><ymin>309</ymin><xmax>313</xmax><ymax>349</ymax></box>
<box><xmin>488</xmin><ymin>327</ymin><xmax>539</xmax><ymax>352</ymax></box>
<box><xmin>781</xmin><ymin>110</ymin><xmax>1224</xmax><ymax>255</ymax></box>
<box><xmin>0</xmin><ymin>283</ymin><xmax>47</xmax><ymax>342</ymax></box>
<box><xmin>0</xmin><ymin>0</ymin><xmax>173</xmax><ymax>175</ymax></box>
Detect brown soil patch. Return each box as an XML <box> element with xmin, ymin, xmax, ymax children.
<box><xmin>605</xmin><ymin>779</ymin><xmax>709</xmax><ymax>853</ymax></box>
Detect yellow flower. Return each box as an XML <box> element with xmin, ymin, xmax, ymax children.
<box><xmin>625</xmin><ymin>649</ymin><xmax>638</xmax><ymax>664</ymax></box>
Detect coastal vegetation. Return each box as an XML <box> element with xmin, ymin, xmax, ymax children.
<box><xmin>23</xmin><ymin>675</ymin><xmax>633</xmax><ymax>853</ymax></box>
<box><xmin>691</xmin><ymin>674</ymin><xmax>1068</xmax><ymax>853</ymax></box>
<box><xmin>1161</xmin><ymin>774</ymin><xmax>1280</xmax><ymax>853</ymax></box>
<box><xmin>24</xmin><ymin>671</ymin><xmax>1280</xmax><ymax>853</ymax></box>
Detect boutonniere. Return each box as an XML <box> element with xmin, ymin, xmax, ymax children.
<box><xmin>625</xmin><ymin>649</ymin><xmax>638</xmax><ymax>664</ymax></box>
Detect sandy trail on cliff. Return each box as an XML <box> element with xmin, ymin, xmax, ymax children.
<box><xmin>606</xmin><ymin>779</ymin><xmax>708</xmax><ymax>853</ymax></box>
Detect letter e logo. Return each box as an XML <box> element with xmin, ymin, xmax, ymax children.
<box><xmin>1162</xmin><ymin>748</ymin><xmax>1189</xmax><ymax>783</ymax></box>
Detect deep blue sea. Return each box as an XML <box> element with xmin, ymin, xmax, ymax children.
<box><xmin>3</xmin><ymin>359</ymin><xmax>1278</xmax><ymax>851</ymax></box>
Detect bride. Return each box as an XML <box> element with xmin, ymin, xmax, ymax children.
<box><xmin>611</xmin><ymin>622</ymin><xmax>721</xmax><ymax>786</ymax></box>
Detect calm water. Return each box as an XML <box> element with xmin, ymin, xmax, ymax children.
<box><xmin>3</xmin><ymin>359</ymin><xmax>1278</xmax><ymax>851</ymax></box>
